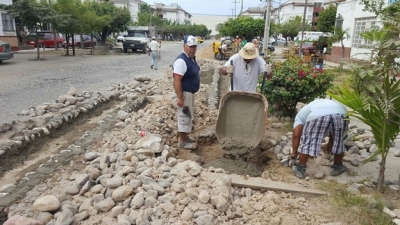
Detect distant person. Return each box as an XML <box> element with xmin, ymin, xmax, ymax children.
<box><xmin>172</xmin><ymin>35</ymin><xmax>200</xmax><ymax>150</ymax></box>
<box><xmin>241</xmin><ymin>37</ymin><xmax>247</xmax><ymax>49</ymax></box>
<box><xmin>218</xmin><ymin>43</ymin><xmax>229</xmax><ymax>59</ymax></box>
<box><xmin>253</xmin><ymin>36</ymin><xmax>260</xmax><ymax>50</ymax></box>
<box><xmin>234</xmin><ymin>36</ymin><xmax>241</xmax><ymax>53</ymax></box>
<box><xmin>290</xmin><ymin>99</ymin><xmax>349</xmax><ymax>179</ymax></box>
<box><xmin>148</xmin><ymin>37</ymin><xmax>160</xmax><ymax>70</ymax></box>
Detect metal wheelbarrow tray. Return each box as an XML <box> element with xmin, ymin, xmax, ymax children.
<box><xmin>215</xmin><ymin>91</ymin><xmax>268</xmax><ymax>157</ymax></box>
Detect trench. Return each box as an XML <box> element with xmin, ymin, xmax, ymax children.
<box><xmin>0</xmin><ymin>97</ymin><xmax>148</xmax><ymax>224</ymax></box>
<box><xmin>189</xmin><ymin>63</ymin><xmax>269</xmax><ymax>177</ymax></box>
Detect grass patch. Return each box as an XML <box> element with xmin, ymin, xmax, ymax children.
<box><xmin>318</xmin><ymin>181</ymin><xmax>393</xmax><ymax>225</ymax></box>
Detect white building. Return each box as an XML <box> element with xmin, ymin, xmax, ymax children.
<box><xmin>152</xmin><ymin>3</ymin><xmax>192</xmax><ymax>24</ymax></box>
<box><xmin>107</xmin><ymin>0</ymin><xmax>143</xmax><ymax>22</ymax></box>
<box><xmin>329</xmin><ymin>0</ymin><xmax>386</xmax><ymax>63</ymax></box>
<box><xmin>0</xmin><ymin>0</ymin><xmax>17</xmax><ymax>49</ymax></box>
<box><xmin>271</xmin><ymin>0</ymin><xmax>315</xmax><ymax>24</ymax></box>
<box><xmin>192</xmin><ymin>15</ymin><xmax>230</xmax><ymax>36</ymax></box>
<box><xmin>239</xmin><ymin>7</ymin><xmax>266</xmax><ymax>19</ymax></box>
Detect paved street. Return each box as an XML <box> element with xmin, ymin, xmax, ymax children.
<box><xmin>0</xmin><ymin>41</ymin><xmax>210</xmax><ymax>124</ymax></box>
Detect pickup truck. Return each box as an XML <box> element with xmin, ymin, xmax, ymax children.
<box><xmin>122</xmin><ymin>26</ymin><xmax>155</xmax><ymax>54</ymax></box>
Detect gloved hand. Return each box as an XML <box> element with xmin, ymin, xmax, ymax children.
<box><xmin>288</xmin><ymin>157</ymin><xmax>296</xmax><ymax>166</ymax></box>
<box><xmin>226</xmin><ymin>65</ymin><xmax>235</xmax><ymax>74</ymax></box>
<box><xmin>264</xmin><ymin>64</ymin><xmax>272</xmax><ymax>74</ymax></box>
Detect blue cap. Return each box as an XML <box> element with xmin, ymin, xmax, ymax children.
<box><xmin>184</xmin><ymin>35</ymin><xmax>197</xmax><ymax>46</ymax></box>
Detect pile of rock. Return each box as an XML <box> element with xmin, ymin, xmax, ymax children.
<box><xmin>4</xmin><ymin>131</ymin><xmax>328</xmax><ymax>225</ymax></box>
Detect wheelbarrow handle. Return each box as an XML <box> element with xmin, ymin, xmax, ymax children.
<box><xmin>260</xmin><ymin>67</ymin><xmax>267</xmax><ymax>94</ymax></box>
<box><xmin>230</xmin><ymin>60</ymin><xmax>234</xmax><ymax>91</ymax></box>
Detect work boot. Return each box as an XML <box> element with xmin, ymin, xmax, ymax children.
<box><xmin>151</xmin><ymin>65</ymin><xmax>153</xmax><ymax>69</ymax></box>
<box><xmin>331</xmin><ymin>163</ymin><xmax>347</xmax><ymax>176</ymax></box>
<box><xmin>292</xmin><ymin>164</ymin><xmax>306</xmax><ymax>179</ymax></box>
<box><xmin>177</xmin><ymin>141</ymin><xmax>196</xmax><ymax>150</ymax></box>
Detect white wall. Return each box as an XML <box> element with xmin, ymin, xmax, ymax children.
<box><xmin>279</xmin><ymin>5</ymin><xmax>313</xmax><ymax>24</ymax></box>
<box><xmin>335</xmin><ymin>0</ymin><xmax>382</xmax><ymax>60</ymax></box>
<box><xmin>164</xmin><ymin>11</ymin><xmax>178</xmax><ymax>24</ymax></box>
<box><xmin>0</xmin><ymin>0</ymin><xmax>15</xmax><ymax>37</ymax></box>
<box><xmin>192</xmin><ymin>15</ymin><xmax>230</xmax><ymax>35</ymax></box>
<box><xmin>0</xmin><ymin>0</ymin><xmax>12</xmax><ymax>4</ymax></box>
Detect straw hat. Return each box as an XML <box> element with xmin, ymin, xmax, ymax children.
<box><xmin>239</xmin><ymin>43</ymin><xmax>259</xmax><ymax>59</ymax></box>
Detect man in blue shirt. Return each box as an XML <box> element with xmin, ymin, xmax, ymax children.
<box><xmin>172</xmin><ymin>35</ymin><xmax>200</xmax><ymax>150</ymax></box>
<box><xmin>290</xmin><ymin>99</ymin><xmax>349</xmax><ymax>179</ymax></box>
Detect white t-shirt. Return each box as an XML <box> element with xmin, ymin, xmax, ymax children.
<box><xmin>173</xmin><ymin>51</ymin><xmax>195</xmax><ymax>76</ymax></box>
<box><xmin>220</xmin><ymin>44</ymin><xmax>227</xmax><ymax>50</ymax></box>
<box><xmin>224</xmin><ymin>54</ymin><xmax>266</xmax><ymax>92</ymax></box>
<box><xmin>293</xmin><ymin>99</ymin><xmax>347</xmax><ymax>128</ymax></box>
<box><xmin>149</xmin><ymin>40</ymin><xmax>159</xmax><ymax>51</ymax></box>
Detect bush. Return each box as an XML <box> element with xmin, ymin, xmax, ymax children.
<box><xmin>260</xmin><ymin>55</ymin><xmax>336</xmax><ymax>117</ymax></box>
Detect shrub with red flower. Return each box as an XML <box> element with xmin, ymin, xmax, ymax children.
<box><xmin>259</xmin><ymin>55</ymin><xmax>336</xmax><ymax>117</ymax></box>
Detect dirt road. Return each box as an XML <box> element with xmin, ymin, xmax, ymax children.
<box><xmin>0</xmin><ymin>41</ymin><xmax>210</xmax><ymax>125</ymax></box>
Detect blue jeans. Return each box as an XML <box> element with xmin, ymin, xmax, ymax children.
<box><xmin>151</xmin><ymin>50</ymin><xmax>158</xmax><ymax>69</ymax></box>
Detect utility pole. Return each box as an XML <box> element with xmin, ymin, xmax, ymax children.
<box><xmin>263</xmin><ymin>0</ymin><xmax>271</xmax><ymax>55</ymax></box>
<box><xmin>232</xmin><ymin>0</ymin><xmax>240</xmax><ymax>18</ymax></box>
<box><xmin>240</xmin><ymin>0</ymin><xmax>244</xmax><ymax>14</ymax></box>
<box><xmin>298</xmin><ymin>0</ymin><xmax>308</xmax><ymax>56</ymax></box>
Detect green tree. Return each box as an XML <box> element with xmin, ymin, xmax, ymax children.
<box><xmin>0</xmin><ymin>0</ymin><xmax>66</xmax><ymax>59</ymax></box>
<box><xmin>329</xmin><ymin>26</ymin><xmax>350</xmax><ymax>70</ymax></box>
<box><xmin>316</xmin><ymin>4</ymin><xmax>337</xmax><ymax>32</ymax></box>
<box><xmin>88</xmin><ymin>2</ymin><xmax>131</xmax><ymax>43</ymax></box>
<box><xmin>329</xmin><ymin>1</ymin><xmax>400</xmax><ymax>193</ymax></box>
<box><xmin>218</xmin><ymin>16</ymin><xmax>265</xmax><ymax>40</ymax></box>
<box><xmin>55</xmin><ymin>0</ymin><xmax>79</xmax><ymax>56</ymax></box>
<box><xmin>277</xmin><ymin>16</ymin><xmax>311</xmax><ymax>40</ymax></box>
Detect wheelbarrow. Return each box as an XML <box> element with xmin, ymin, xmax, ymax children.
<box><xmin>215</xmin><ymin>61</ymin><xmax>269</xmax><ymax>158</ymax></box>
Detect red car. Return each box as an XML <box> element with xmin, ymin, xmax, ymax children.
<box><xmin>26</xmin><ymin>31</ymin><xmax>64</xmax><ymax>48</ymax></box>
<box><xmin>299</xmin><ymin>41</ymin><xmax>318</xmax><ymax>55</ymax></box>
<box><xmin>62</xmin><ymin>35</ymin><xmax>97</xmax><ymax>49</ymax></box>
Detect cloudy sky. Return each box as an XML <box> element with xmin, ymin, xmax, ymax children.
<box><xmin>142</xmin><ymin>0</ymin><xmax>274</xmax><ymax>17</ymax></box>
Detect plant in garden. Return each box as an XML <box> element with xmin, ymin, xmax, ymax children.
<box><xmin>260</xmin><ymin>55</ymin><xmax>336</xmax><ymax>117</ymax></box>
<box><xmin>329</xmin><ymin>1</ymin><xmax>400</xmax><ymax>193</ymax></box>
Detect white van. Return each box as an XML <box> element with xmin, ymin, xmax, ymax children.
<box><xmin>294</xmin><ymin>31</ymin><xmax>332</xmax><ymax>42</ymax></box>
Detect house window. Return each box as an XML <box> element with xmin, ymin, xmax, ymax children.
<box><xmin>1</xmin><ymin>13</ymin><xmax>15</xmax><ymax>32</ymax></box>
<box><xmin>352</xmin><ymin>17</ymin><xmax>378</xmax><ymax>48</ymax></box>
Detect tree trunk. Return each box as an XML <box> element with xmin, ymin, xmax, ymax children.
<box><xmin>376</xmin><ymin>158</ymin><xmax>386</xmax><ymax>192</ymax></box>
<box><xmin>66</xmin><ymin>33</ymin><xmax>70</xmax><ymax>56</ymax></box>
<box><xmin>35</xmin><ymin>27</ymin><xmax>40</xmax><ymax>60</ymax></box>
<box><xmin>53</xmin><ymin>31</ymin><xmax>58</xmax><ymax>50</ymax></box>
<box><xmin>72</xmin><ymin>34</ymin><xmax>75</xmax><ymax>56</ymax></box>
<box><xmin>90</xmin><ymin>33</ymin><xmax>94</xmax><ymax>55</ymax></box>
<box><xmin>339</xmin><ymin>41</ymin><xmax>344</xmax><ymax>70</ymax></box>
<box><xmin>80</xmin><ymin>33</ymin><xmax>84</xmax><ymax>49</ymax></box>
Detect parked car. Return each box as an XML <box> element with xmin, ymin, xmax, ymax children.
<box><xmin>196</xmin><ymin>36</ymin><xmax>204</xmax><ymax>43</ymax></box>
<box><xmin>26</xmin><ymin>31</ymin><xmax>64</xmax><ymax>48</ymax></box>
<box><xmin>0</xmin><ymin>40</ymin><xmax>14</xmax><ymax>63</ymax></box>
<box><xmin>259</xmin><ymin>41</ymin><xmax>275</xmax><ymax>53</ymax></box>
<box><xmin>62</xmin><ymin>35</ymin><xmax>97</xmax><ymax>49</ymax></box>
<box><xmin>270</xmin><ymin>37</ymin><xmax>287</xmax><ymax>45</ymax></box>
<box><xmin>117</xmin><ymin>33</ymin><xmax>127</xmax><ymax>42</ymax></box>
<box><xmin>299</xmin><ymin>41</ymin><xmax>317</xmax><ymax>55</ymax></box>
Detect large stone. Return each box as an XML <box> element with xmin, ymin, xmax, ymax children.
<box><xmin>55</xmin><ymin>208</ymin><xmax>73</xmax><ymax>225</ymax></box>
<box><xmin>94</xmin><ymin>197</ymin><xmax>115</xmax><ymax>212</ymax></box>
<box><xmin>117</xmin><ymin>110</ymin><xmax>130</xmax><ymax>121</ymax></box>
<box><xmin>33</xmin><ymin>195</ymin><xmax>61</xmax><ymax>212</ymax></box>
<box><xmin>112</xmin><ymin>185</ymin><xmax>134</xmax><ymax>202</ymax></box>
<box><xmin>134</xmin><ymin>134</ymin><xmax>163</xmax><ymax>153</ymax></box>
<box><xmin>194</xmin><ymin>214</ymin><xmax>214</xmax><ymax>225</ymax></box>
<box><xmin>4</xmin><ymin>215</ymin><xmax>43</xmax><ymax>225</ymax></box>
